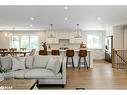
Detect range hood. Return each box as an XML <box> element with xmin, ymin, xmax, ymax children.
<box><xmin>59</xmin><ymin>39</ymin><xmax>69</xmax><ymax>49</ymax></box>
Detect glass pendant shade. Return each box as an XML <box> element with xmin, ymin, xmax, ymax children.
<box><xmin>48</xmin><ymin>24</ymin><xmax>56</xmax><ymax>38</ymax></box>
<box><xmin>74</xmin><ymin>24</ymin><xmax>82</xmax><ymax>38</ymax></box>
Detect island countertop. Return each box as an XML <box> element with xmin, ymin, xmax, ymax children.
<box><xmin>46</xmin><ymin>49</ymin><xmax>93</xmax><ymax>68</ymax></box>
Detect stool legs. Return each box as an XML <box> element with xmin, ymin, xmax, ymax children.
<box><xmin>72</xmin><ymin>57</ymin><xmax>75</xmax><ymax>68</ymax></box>
<box><xmin>78</xmin><ymin>57</ymin><xmax>81</xmax><ymax>69</ymax></box>
<box><xmin>78</xmin><ymin>57</ymin><xmax>88</xmax><ymax>69</ymax></box>
<box><xmin>84</xmin><ymin>57</ymin><xmax>88</xmax><ymax>69</ymax></box>
<box><xmin>66</xmin><ymin>57</ymin><xmax>75</xmax><ymax>68</ymax></box>
<box><xmin>66</xmin><ymin>57</ymin><xmax>68</xmax><ymax>67</ymax></box>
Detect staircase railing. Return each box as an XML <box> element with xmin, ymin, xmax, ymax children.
<box><xmin>112</xmin><ymin>48</ymin><xmax>127</xmax><ymax>72</ymax></box>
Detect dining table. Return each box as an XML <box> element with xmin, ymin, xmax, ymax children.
<box><xmin>0</xmin><ymin>51</ymin><xmax>30</xmax><ymax>56</ymax></box>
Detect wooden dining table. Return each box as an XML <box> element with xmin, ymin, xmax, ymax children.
<box><xmin>0</xmin><ymin>51</ymin><xmax>30</xmax><ymax>56</ymax></box>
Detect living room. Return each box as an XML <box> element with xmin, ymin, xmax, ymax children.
<box><xmin>0</xmin><ymin>1</ymin><xmax>127</xmax><ymax>94</ymax></box>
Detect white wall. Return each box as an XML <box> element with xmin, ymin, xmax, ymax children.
<box><xmin>124</xmin><ymin>26</ymin><xmax>127</xmax><ymax>49</ymax></box>
<box><xmin>113</xmin><ymin>26</ymin><xmax>124</xmax><ymax>50</ymax></box>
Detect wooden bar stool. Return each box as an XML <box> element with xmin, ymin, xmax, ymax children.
<box><xmin>51</xmin><ymin>49</ymin><xmax>60</xmax><ymax>55</ymax></box>
<box><xmin>78</xmin><ymin>50</ymin><xmax>88</xmax><ymax>69</ymax></box>
<box><xmin>66</xmin><ymin>49</ymin><xmax>75</xmax><ymax>68</ymax></box>
<box><xmin>39</xmin><ymin>50</ymin><xmax>48</xmax><ymax>55</ymax></box>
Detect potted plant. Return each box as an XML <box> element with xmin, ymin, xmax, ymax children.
<box><xmin>40</xmin><ymin>42</ymin><xmax>47</xmax><ymax>51</ymax></box>
<box><xmin>0</xmin><ymin>67</ymin><xmax>9</xmax><ymax>80</ymax></box>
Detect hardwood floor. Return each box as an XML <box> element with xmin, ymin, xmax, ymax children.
<box><xmin>65</xmin><ymin>60</ymin><xmax>127</xmax><ymax>89</ymax></box>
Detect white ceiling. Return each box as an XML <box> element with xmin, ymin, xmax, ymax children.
<box><xmin>0</xmin><ymin>6</ymin><xmax>127</xmax><ymax>31</ymax></box>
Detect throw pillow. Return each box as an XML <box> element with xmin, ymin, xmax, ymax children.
<box><xmin>46</xmin><ymin>57</ymin><xmax>61</xmax><ymax>74</ymax></box>
<box><xmin>12</xmin><ymin>58</ymin><xmax>26</xmax><ymax>71</ymax></box>
<box><xmin>0</xmin><ymin>56</ymin><xmax>12</xmax><ymax>70</ymax></box>
<box><xmin>33</xmin><ymin>55</ymin><xmax>50</xmax><ymax>68</ymax></box>
<box><xmin>26</xmin><ymin>56</ymin><xmax>33</xmax><ymax>69</ymax></box>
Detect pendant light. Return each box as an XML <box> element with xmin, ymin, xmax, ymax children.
<box><xmin>48</xmin><ymin>24</ymin><xmax>56</xmax><ymax>38</ymax></box>
<box><xmin>74</xmin><ymin>24</ymin><xmax>82</xmax><ymax>38</ymax></box>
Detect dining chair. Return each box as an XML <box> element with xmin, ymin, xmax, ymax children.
<box><xmin>9</xmin><ymin>48</ymin><xmax>17</xmax><ymax>56</ymax></box>
<box><xmin>29</xmin><ymin>49</ymin><xmax>36</xmax><ymax>56</ymax></box>
<box><xmin>0</xmin><ymin>49</ymin><xmax>8</xmax><ymax>56</ymax></box>
<box><xmin>20</xmin><ymin>48</ymin><xmax>26</xmax><ymax>51</ymax></box>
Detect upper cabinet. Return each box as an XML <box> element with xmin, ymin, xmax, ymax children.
<box><xmin>57</xmin><ymin>32</ymin><xmax>70</xmax><ymax>39</ymax></box>
<box><xmin>45</xmin><ymin>31</ymin><xmax>83</xmax><ymax>44</ymax></box>
<box><xmin>46</xmin><ymin>38</ymin><xmax>59</xmax><ymax>44</ymax></box>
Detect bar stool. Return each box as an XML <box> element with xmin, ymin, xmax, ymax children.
<box><xmin>39</xmin><ymin>50</ymin><xmax>48</xmax><ymax>55</ymax></box>
<box><xmin>78</xmin><ymin>50</ymin><xmax>88</xmax><ymax>69</ymax></box>
<box><xmin>66</xmin><ymin>49</ymin><xmax>75</xmax><ymax>68</ymax></box>
<box><xmin>51</xmin><ymin>49</ymin><xmax>60</xmax><ymax>55</ymax></box>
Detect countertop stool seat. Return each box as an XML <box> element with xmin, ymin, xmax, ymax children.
<box><xmin>66</xmin><ymin>49</ymin><xmax>75</xmax><ymax>69</ymax></box>
<box><xmin>39</xmin><ymin>50</ymin><xmax>48</xmax><ymax>55</ymax></box>
<box><xmin>78</xmin><ymin>50</ymin><xmax>88</xmax><ymax>69</ymax></box>
<box><xmin>51</xmin><ymin>49</ymin><xmax>60</xmax><ymax>55</ymax></box>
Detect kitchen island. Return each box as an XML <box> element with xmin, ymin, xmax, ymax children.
<box><xmin>47</xmin><ymin>49</ymin><xmax>93</xmax><ymax>68</ymax></box>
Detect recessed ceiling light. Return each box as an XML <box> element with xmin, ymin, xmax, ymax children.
<box><xmin>97</xmin><ymin>17</ymin><xmax>102</xmax><ymax>21</ymax></box>
<box><xmin>106</xmin><ymin>24</ymin><xmax>109</xmax><ymax>26</ymax></box>
<box><xmin>30</xmin><ymin>17</ymin><xmax>35</xmax><ymax>21</ymax></box>
<box><xmin>64</xmin><ymin>17</ymin><xmax>68</xmax><ymax>21</ymax></box>
<box><xmin>30</xmin><ymin>24</ymin><xmax>33</xmax><ymax>27</ymax></box>
<box><xmin>64</xmin><ymin>6</ymin><xmax>68</xmax><ymax>10</ymax></box>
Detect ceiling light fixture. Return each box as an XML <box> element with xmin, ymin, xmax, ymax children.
<box><xmin>30</xmin><ymin>17</ymin><xmax>35</xmax><ymax>21</ymax></box>
<box><xmin>106</xmin><ymin>24</ymin><xmax>109</xmax><ymax>26</ymax></box>
<box><xmin>74</xmin><ymin>24</ymin><xmax>82</xmax><ymax>38</ymax></box>
<box><xmin>97</xmin><ymin>17</ymin><xmax>102</xmax><ymax>21</ymax></box>
<box><xmin>64</xmin><ymin>6</ymin><xmax>68</xmax><ymax>10</ymax></box>
<box><xmin>30</xmin><ymin>24</ymin><xmax>33</xmax><ymax>27</ymax></box>
<box><xmin>48</xmin><ymin>24</ymin><xmax>56</xmax><ymax>38</ymax></box>
<box><xmin>64</xmin><ymin>17</ymin><xmax>68</xmax><ymax>21</ymax></box>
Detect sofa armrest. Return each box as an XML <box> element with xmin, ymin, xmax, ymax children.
<box><xmin>61</xmin><ymin>57</ymin><xmax>66</xmax><ymax>84</ymax></box>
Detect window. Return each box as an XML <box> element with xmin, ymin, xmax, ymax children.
<box><xmin>10</xmin><ymin>35</ymin><xmax>39</xmax><ymax>50</ymax></box>
<box><xmin>87</xmin><ymin>34</ymin><xmax>100</xmax><ymax>49</ymax></box>
<box><xmin>86</xmin><ymin>31</ymin><xmax>105</xmax><ymax>49</ymax></box>
<box><xmin>10</xmin><ymin>36</ymin><xmax>20</xmax><ymax>49</ymax></box>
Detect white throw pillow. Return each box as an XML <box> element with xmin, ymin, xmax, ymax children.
<box><xmin>12</xmin><ymin>58</ymin><xmax>26</xmax><ymax>71</ymax></box>
<box><xmin>46</xmin><ymin>57</ymin><xmax>62</xmax><ymax>74</ymax></box>
<box><xmin>26</xmin><ymin>56</ymin><xmax>33</xmax><ymax>69</ymax></box>
<box><xmin>1</xmin><ymin>56</ymin><xmax>12</xmax><ymax>70</ymax></box>
<box><xmin>33</xmin><ymin>55</ymin><xmax>50</xmax><ymax>68</ymax></box>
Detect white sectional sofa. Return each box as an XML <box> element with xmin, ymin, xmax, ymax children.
<box><xmin>0</xmin><ymin>55</ymin><xmax>66</xmax><ymax>87</ymax></box>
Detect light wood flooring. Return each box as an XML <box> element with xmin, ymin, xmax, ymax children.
<box><xmin>39</xmin><ymin>60</ymin><xmax>127</xmax><ymax>89</ymax></box>
<box><xmin>65</xmin><ymin>60</ymin><xmax>127</xmax><ymax>89</ymax></box>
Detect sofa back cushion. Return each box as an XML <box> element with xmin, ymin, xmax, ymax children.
<box><xmin>33</xmin><ymin>55</ymin><xmax>50</xmax><ymax>68</ymax></box>
<box><xmin>26</xmin><ymin>56</ymin><xmax>33</xmax><ymax>69</ymax></box>
<box><xmin>0</xmin><ymin>56</ymin><xmax>12</xmax><ymax>70</ymax></box>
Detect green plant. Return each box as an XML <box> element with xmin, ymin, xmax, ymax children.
<box><xmin>0</xmin><ymin>67</ymin><xmax>9</xmax><ymax>73</ymax></box>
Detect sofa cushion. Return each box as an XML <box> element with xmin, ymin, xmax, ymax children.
<box><xmin>14</xmin><ymin>69</ymin><xmax>30</xmax><ymax>78</ymax></box>
<box><xmin>24</xmin><ymin>69</ymin><xmax>62</xmax><ymax>79</ymax></box>
<box><xmin>12</xmin><ymin>58</ymin><xmax>26</xmax><ymax>71</ymax></box>
<box><xmin>26</xmin><ymin>56</ymin><xmax>33</xmax><ymax>69</ymax></box>
<box><xmin>0</xmin><ymin>56</ymin><xmax>12</xmax><ymax>70</ymax></box>
<box><xmin>33</xmin><ymin>55</ymin><xmax>50</xmax><ymax>68</ymax></box>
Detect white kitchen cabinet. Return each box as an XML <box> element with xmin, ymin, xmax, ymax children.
<box><xmin>46</xmin><ymin>38</ymin><xmax>59</xmax><ymax>44</ymax></box>
<box><xmin>70</xmin><ymin>38</ymin><xmax>82</xmax><ymax>43</ymax></box>
<box><xmin>57</xmin><ymin>32</ymin><xmax>70</xmax><ymax>39</ymax></box>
